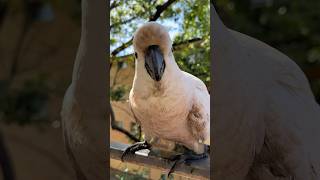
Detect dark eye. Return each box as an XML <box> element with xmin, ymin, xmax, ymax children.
<box><xmin>135</xmin><ymin>52</ymin><xmax>138</xmax><ymax>58</ymax></box>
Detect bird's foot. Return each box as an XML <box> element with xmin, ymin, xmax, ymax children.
<box><xmin>166</xmin><ymin>145</ymin><xmax>209</xmax><ymax>177</ymax></box>
<box><xmin>121</xmin><ymin>141</ymin><xmax>151</xmax><ymax>162</ymax></box>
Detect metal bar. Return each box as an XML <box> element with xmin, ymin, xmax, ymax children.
<box><xmin>110</xmin><ymin>141</ymin><xmax>210</xmax><ymax>179</ymax></box>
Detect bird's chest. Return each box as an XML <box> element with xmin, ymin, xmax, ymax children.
<box><xmin>132</xmin><ymin>94</ymin><xmax>191</xmax><ymax>137</ymax></box>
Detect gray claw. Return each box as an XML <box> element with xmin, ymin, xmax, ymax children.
<box><xmin>121</xmin><ymin>141</ymin><xmax>151</xmax><ymax>162</ymax></box>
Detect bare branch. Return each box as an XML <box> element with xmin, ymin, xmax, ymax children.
<box><xmin>149</xmin><ymin>0</ymin><xmax>178</xmax><ymax>21</ymax></box>
<box><xmin>111</xmin><ymin>0</ymin><xmax>178</xmax><ymax>57</ymax></box>
<box><xmin>110</xmin><ymin>102</ymin><xmax>140</xmax><ymax>142</ymax></box>
<box><xmin>112</xmin><ymin>37</ymin><xmax>203</xmax><ymax>62</ymax></box>
<box><xmin>111</xmin><ymin>16</ymin><xmax>138</xmax><ymax>29</ymax></box>
<box><xmin>111</xmin><ymin>38</ymin><xmax>133</xmax><ymax>58</ymax></box>
<box><xmin>112</xmin><ymin>103</ymin><xmax>134</xmax><ymax>118</ymax></box>
<box><xmin>172</xmin><ymin>37</ymin><xmax>203</xmax><ymax>50</ymax></box>
<box><xmin>110</xmin><ymin>0</ymin><xmax>120</xmax><ymax>10</ymax></box>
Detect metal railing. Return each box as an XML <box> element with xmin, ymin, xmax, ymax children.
<box><xmin>110</xmin><ymin>141</ymin><xmax>210</xmax><ymax>179</ymax></box>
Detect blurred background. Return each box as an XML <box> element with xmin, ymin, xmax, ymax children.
<box><xmin>0</xmin><ymin>0</ymin><xmax>81</xmax><ymax>179</ymax></box>
<box><xmin>215</xmin><ymin>0</ymin><xmax>320</xmax><ymax>103</ymax></box>
<box><xmin>110</xmin><ymin>0</ymin><xmax>209</xmax><ymax>179</ymax></box>
<box><xmin>1</xmin><ymin>0</ymin><xmax>319</xmax><ymax>180</ymax></box>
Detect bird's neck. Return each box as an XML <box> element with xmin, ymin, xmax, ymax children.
<box><xmin>71</xmin><ymin>0</ymin><xmax>107</xmax><ymax>110</ymax></box>
<box><xmin>72</xmin><ymin>0</ymin><xmax>105</xmax><ymax>82</ymax></box>
<box><xmin>212</xmin><ymin>5</ymin><xmax>243</xmax><ymax>81</ymax></box>
<box><xmin>212</xmin><ymin>6</ymin><xmax>236</xmax><ymax>63</ymax></box>
<box><xmin>212</xmin><ymin>4</ymin><xmax>254</xmax><ymax>141</ymax></box>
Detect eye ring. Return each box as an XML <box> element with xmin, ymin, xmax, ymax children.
<box><xmin>134</xmin><ymin>52</ymin><xmax>138</xmax><ymax>59</ymax></box>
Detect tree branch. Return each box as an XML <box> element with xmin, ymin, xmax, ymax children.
<box><xmin>111</xmin><ymin>37</ymin><xmax>203</xmax><ymax>62</ymax></box>
<box><xmin>111</xmin><ymin>38</ymin><xmax>133</xmax><ymax>57</ymax></box>
<box><xmin>111</xmin><ymin>0</ymin><xmax>178</xmax><ymax>57</ymax></box>
<box><xmin>172</xmin><ymin>37</ymin><xmax>203</xmax><ymax>50</ymax></box>
<box><xmin>110</xmin><ymin>102</ymin><xmax>140</xmax><ymax>142</ymax></box>
<box><xmin>111</xmin><ymin>103</ymin><xmax>134</xmax><ymax>118</ymax></box>
<box><xmin>111</xmin><ymin>16</ymin><xmax>138</xmax><ymax>29</ymax></box>
<box><xmin>149</xmin><ymin>0</ymin><xmax>177</xmax><ymax>21</ymax></box>
<box><xmin>110</xmin><ymin>0</ymin><xmax>120</xmax><ymax>10</ymax></box>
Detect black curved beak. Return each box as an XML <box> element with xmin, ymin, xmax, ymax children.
<box><xmin>145</xmin><ymin>45</ymin><xmax>165</xmax><ymax>81</ymax></box>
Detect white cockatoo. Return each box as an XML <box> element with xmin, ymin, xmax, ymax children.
<box><xmin>212</xmin><ymin>3</ymin><xmax>320</xmax><ymax>180</ymax></box>
<box><xmin>121</xmin><ymin>22</ymin><xmax>210</xmax><ymax>174</ymax></box>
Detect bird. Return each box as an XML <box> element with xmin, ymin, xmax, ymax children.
<box><xmin>61</xmin><ymin>0</ymin><xmax>107</xmax><ymax>179</ymax></box>
<box><xmin>212</xmin><ymin>3</ymin><xmax>320</xmax><ymax>180</ymax></box>
<box><xmin>121</xmin><ymin>22</ymin><xmax>210</xmax><ymax>176</ymax></box>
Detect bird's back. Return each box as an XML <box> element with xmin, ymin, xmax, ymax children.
<box><xmin>231</xmin><ymin>29</ymin><xmax>320</xmax><ymax>179</ymax></box>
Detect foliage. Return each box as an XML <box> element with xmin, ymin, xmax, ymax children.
<box><xmin>110</xmin><ymin>1</ymin><xmax>210</xmax><ymax>178</ymax></box>
<box><xmin>110</xmin><ymin>85</ymin><xmax>128</xmax><ymax>101</ymax></box>
<box><xmin>216</xmin><ymin>0</ymin><xmax>320</xmax><ymax>102</ymax></box>
<box><xmin>0</xmin><ymin>75</ymin><xmax>50</xmax><ymax>125</ymax></box>
<box><xmin>160</xmin><ymin>174</ymin><xmax>174</xmax><ymax>180</ymax></box>
<box><xmin>110</xmin><ymin>0</ymin><xmax>210</xmax><ymax>88</ymax></box>
<box><xmin>129</xmin><ymin>122</ymin><xmax>142</xmax><ymax>142</ymax></box>
<box><xmin>114</xmin><ymin>166</ymin><xmax>150</xmax><ymax>180</ymax></box>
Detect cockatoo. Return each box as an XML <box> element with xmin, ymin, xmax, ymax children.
<box><xmin>212</xmin><ymin>3</ymin><xmax>320</xmax><ymax>180</ymax></box>
<box><xmin>61</xmin><ymin>1</ymin><xmax>107</xmax><ymax>179</ymax></box>
<box><xmin>121</xmin><ymin>22</ymin><xmax>210</xmax><ymax>175</ymax></box>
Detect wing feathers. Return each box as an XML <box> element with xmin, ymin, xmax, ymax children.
<box><xmin>187</xmin><ymin>104</ymin><xmax>209</xmax><ymax>142</ymax></box>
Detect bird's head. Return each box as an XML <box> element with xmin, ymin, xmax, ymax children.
<box><xmin>133</xmin><ymin>22</ymin><xmax>174</xmax><ymax>82</ymax></box>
